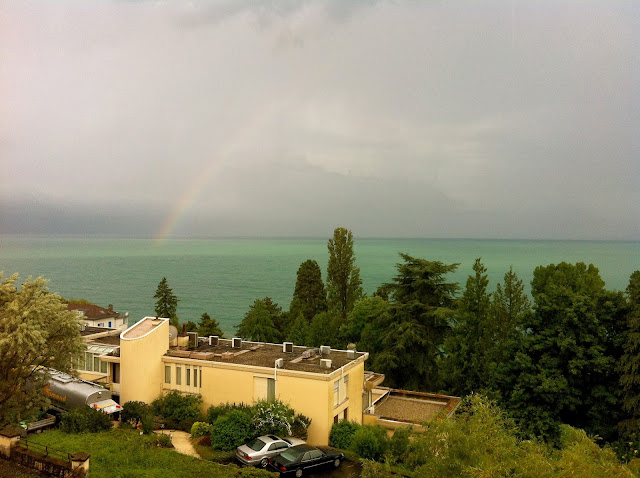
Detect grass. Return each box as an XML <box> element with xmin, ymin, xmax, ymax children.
<box><xmin>192</xmin><ymin>440</ymin><xmax>236</xmax><ymax>464</ymax></box>
<box><xmin>27</xmin><ymin>428</ymin><xmax>275</xmax><ymax>478</ymax></box>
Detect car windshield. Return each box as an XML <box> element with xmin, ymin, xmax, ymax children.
<box><xmin>278</xmin><ymin>448</ymin><xmax>304</xmax><ymax>462</ymax></box>
<box><xmin>246</xmin><ymin>438</ymin><xmax>266</xmax><ymax>452</ymax></box>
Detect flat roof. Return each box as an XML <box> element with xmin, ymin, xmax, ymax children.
<box><xmin>165</xmin><ymin>339</ymin><xmax>366</xmax><ymax>374</ymax></box>
<box><xmin>89</xmin><ymin>335</ymin><xmax>121</xmax><ymax>346</ymax></box>
<box><xmin>80</xmin><ymin>326</ymin><xmax>116</xmax><ymax>336</ymax></box>
<box><xmin>370</xmin><ymin>389</ymin><xmax>460</xmax><ymax>424</ymax></box>
<box><xmin>122</xmin><ymin>317</ymin><xmax>166</xmax><ymax>339</ymax></box>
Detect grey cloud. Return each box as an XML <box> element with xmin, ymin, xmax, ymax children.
<box><xmin>0</xmin><ymin>1</ymin><xmax>638</xmax><ymax>239</ymax></box>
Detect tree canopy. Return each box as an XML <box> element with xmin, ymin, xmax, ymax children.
<box><xmin>372</xmin><ymin>253</ymin><xmax>459</xmax><ymax>390</ymax></box>
<box><xmin>327</xmin><ymin>227</ymin><xmax>363</xmax><ymax>319</ymax></box>
<box><xmin>289</xmin><ymin>259</ymin><xmax>327</xmax><ymax>323</ymax></box>
<box><xmin>236</xmin><ymin>298</ymin><xmax>282</xmax><ymax>343</ymax></box>
<box><xmin>0</xmin><ymin>274</ymin><xmax>85</xmax><ymax>427</ymax></box>
<box><xmin>197</xmin><ymin>313</ymin><xmax>224</xmax><ymax>338</ymax></box>
<box><xmin>154</xmin><ymin>277</ymin><xmax>179</xmax><ymax>327</ymax></box>
<box><xmin>504</xmin><ymin>262</ymin><xmax>620</xmax><ymax>442</ymax></box>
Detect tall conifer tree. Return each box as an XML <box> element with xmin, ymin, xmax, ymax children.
<box><xmin>326</xmin><ymin>227</ymin><xmax>363</xmax><ymax>320</ymax></box>
<box><xmin>290</xmin><ymin>259</ymin><xmax>327</xmax><ymax>323</ymax></box>
<box><xmin>373</xmin><ymin>253</ymin><xmax>459</xmax><ymax>391</ymax></box>
<box><xmin>154</xmin><ymin>277</ymin><xmax>179</xmax><ymax>327</ymax></box>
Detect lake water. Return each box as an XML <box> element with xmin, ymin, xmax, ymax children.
<box><xmin>1</xmin><ymin>236</ymin><xmax>637</xmax><ymax>336</ymax></box>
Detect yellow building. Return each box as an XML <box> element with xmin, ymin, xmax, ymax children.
<box><xmin>103</xmin><ymin>317</ymin><xmax>369</xmax><ymax>445</ymax></box>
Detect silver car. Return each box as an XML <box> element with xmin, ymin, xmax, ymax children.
<box><xmin>236</xmin><ymin>435</ymin><xmax>306</xmax><ymax>467</ymax></box>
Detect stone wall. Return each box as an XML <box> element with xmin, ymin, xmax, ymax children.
<box><xmin>0</xmin><ymin>427</ymin><xmax>89</xmax><ymax>477</ymax></box>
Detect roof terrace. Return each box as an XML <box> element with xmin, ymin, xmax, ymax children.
<box><xmin>165</xmin><ymin>338</ymin><xmax>367</xmax><ymax>374</ymax></box>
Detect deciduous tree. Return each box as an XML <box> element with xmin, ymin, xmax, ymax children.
<box><xmin>236</xmin><ymin>298</ymin><xmax>282</xmax><ymax>343</ymax></box>
<box><xmin>327</xmin><ymin>228</ymin><xmax>363</xmax><ymax>319</ymax></box>
<box><xmin>619</xmin><ymin>271</ymin><xmax>640</xmax><ymax>435</ymax></box>
<box><xmin>505</xmin><ymin>262</ymin><xmax>621</xmax><ymax>443</ymax></box>
<box><xmin>0</xmin><ymin>274</ymin><xmax>85</xmax><ymax>427</ymax></box>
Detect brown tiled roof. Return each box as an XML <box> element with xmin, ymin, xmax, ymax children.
<box><xmin>165</xmin><ymin>339</ymin><xmax>366</xmax><ymax>374</ymax></box>
<box><xmin>67</xmin><ymin>303</ymin><xmax>120</xmax><ymax>319</ymax></box>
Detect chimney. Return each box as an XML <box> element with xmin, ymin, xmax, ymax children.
<box><xmin>108</xmin><ymin>304</ymin><xmax>113</xmax><ymax>312</ymax></box>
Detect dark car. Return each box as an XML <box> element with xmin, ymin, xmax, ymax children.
<box><xmin>267</xmin><ymin>444</ymin><xmax>344</xmax><ymax>477</ymax></box>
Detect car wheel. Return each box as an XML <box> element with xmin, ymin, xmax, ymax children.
<box><xmin>260</xmin><ymin>458</ymin><xmax>268</xmax><ymax>468</ymax></box>
<box><xmin>334</xmin><ymin>458</ymin><xmax>341</xmax><ymax>468</ymax></box>
<box><xmin>295</xmin><ymin>469</ymin><xmax>303</xmax><ymax>478</ymax></box>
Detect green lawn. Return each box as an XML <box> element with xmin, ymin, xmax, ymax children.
<box><xmin>26</xmin><ymin>429</ymin><xmax>275</xmax><ymax>478</ymax></box>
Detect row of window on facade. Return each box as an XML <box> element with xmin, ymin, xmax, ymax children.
<box><xmin>164</xmin><ymin>365</ymin><xmax>202</xmax><ymax>388</ymax></box>
<box><xmin>75</xmin><ymin>352</ymin><xmax>108</xmax><ymax>374</ymax></box>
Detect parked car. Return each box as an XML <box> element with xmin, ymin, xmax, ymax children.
<box><xmin>236</xmin><ymin>435</ymin><xmax>306</xmax><ymax>467</ymax></box>
<box><xmin>267</xmin><ymin>444</ymin><xmax>344</xmax><ymax>477</ymax></box>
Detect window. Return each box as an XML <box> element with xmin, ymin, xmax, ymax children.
<box><xmin>165</xmin><ymin>366</ymin><xmax>171</xmax><ymax>384</ymax></box>
<box><xmin>93</xmin><ymin>356</ymin><xmax>101</xmax><ymax>372</ymax></box>
<box><xmin>186</xmin><ymin>368</ymin><xmax>191</xmax><ymax>386</ymax></box>
<box><xmin>194</xmin><ymin>367</ymin><xmax>198</xmax><ymax>388</ymax></box>
<box><xmin>176</xmin><ymin>366</ymin><xmax>182</xmax><ymax>385</ymax></box>
<box><xmin>199</xmin><ymin>369</ymin><xmax>202</xmax><ymax>388</ymax></box>
<box><xmin>343</xmin><ymin>374</ymin><xmax>349</xmax><ymax>400</ymax></box>
<box><xmin>267</xmin><ymin>378</ymin><xmax>275</xmax><ymax>401</ymax></box>
<box><xmin>333</xmin><ymin>380</ymin><xmax>339</xmax><ymax>407</ymax></box>
<box><xmin>108</xmin><ymin>321</ymin><xmax>112</xmax><ymax>328</ymax></box>
<box><xmin>254</xmin><ymin>377</ymin><xmax>276</xmax><ymax>401</ymax></box>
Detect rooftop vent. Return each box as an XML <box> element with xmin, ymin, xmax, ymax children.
<box><xmin>282</xmin><ymin>342</ymin><xmax>293</xmax><ymax>353</ymax></box>
<box><xmin>275</xmin><ymin>358</ymin><xmax>284</xmax><ymax>368</ymax></box>
<box><xmin>319</xmin><ymin>345</ymin><xmax>330</xmax><ymax>356</ymax></box>
<box><xmin>209</xmin><ymin>335</ymin><xmax>219</xmax><ymax>346</ymax></box>
<box><xmin>320</xmin><ymin>358</ymin><xmax>332</xmax><ymax>369</ymax></box>
<box><xmin>232</xmin><ymin>337</ymin><xmax>242</xmax><ymax>349</ymax></box>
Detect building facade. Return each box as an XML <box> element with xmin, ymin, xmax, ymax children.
<box><xmin>101</xmin><ymin>317</ymin><xmax>368</xmax><ymax>445</ymax></box>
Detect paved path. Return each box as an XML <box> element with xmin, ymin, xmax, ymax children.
<box><xmin>156</xmin><ymin>430</ymin><xmax>200</xmax><ymax>459</ymax></box>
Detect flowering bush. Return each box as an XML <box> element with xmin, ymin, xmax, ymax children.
<box><xmin>252</xmin><ymin>399</ymin><xmax>295</xmax><ymax>437</ymax></box>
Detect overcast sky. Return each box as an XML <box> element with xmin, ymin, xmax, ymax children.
<box><xmin>1</xmin><ymin>1</ymin><xmax>638</xmax><ymax>240</ymax></box>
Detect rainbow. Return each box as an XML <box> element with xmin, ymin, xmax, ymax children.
<box><xmin>153</xmin><ymin>99</ymin><xmax>287</xmax><ymax>244</ymax></box>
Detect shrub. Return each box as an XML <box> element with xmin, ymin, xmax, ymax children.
<box><xmin>291</xmin><ymin>413</ymin><xmax>312</xmax><ymax>439</ymax></box>
<box><xmin>387</xmin><ymin>426</ymin><xmax>411</xmax><ymax>463</ymax></box>
<box><xmin>350</xmin><ymin>425</ymin><xmax>388</xmax><ymax>461</ymax></box>
<box><xmin>252</xmin><ymin>399</ymin><xmax>295</xmax><ymax>437</ymax></box>
<box><xmin>191</xmin><ymin>421</ymin><xmax>212</xmax><ymax>438</ymax></box>
<box><xmin>206</xmin><ymin>402</ymin><xmax>251</xmax><ymax>424</ymax></box>
<box><xmin>151</xmin><ymin>390</ymin><xmax>203</xmax><ymax>431</ymax></box>
<box><xmin>60</xmin><ymin>407</ymin><xmax>113</xmax><ymax>433</ymax></box>
<box><xmin>211</xmin><ymin>410</ymin><xmax>253</xmax><ymax>451</ymax></box>
<box><xmin>329</xmin><ymin>420</ymin><xmax>360</xmax><ymax>450</ymax></box>
<box><xmin>154</xmin><ymin>433</ymin><xmax>173</xmax><ymax>448</ymax></box>
<box><xmin>121</xmin><ymin>401</ymin><xmax>154</xmax><ymax>434</ymax></box>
